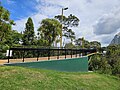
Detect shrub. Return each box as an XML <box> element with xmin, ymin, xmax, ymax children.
<box><xmin>89</xmin><ymin>45</ymin><xmax>120</xmax><ymax>77</ymax></box>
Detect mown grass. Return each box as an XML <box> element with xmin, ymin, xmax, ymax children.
<box><xmin>0</xmin><ymin>66</ymin><xmax>120</xmax><ymax>90</ymax></box>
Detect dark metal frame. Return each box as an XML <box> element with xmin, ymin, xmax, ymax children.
<box><xmin>8</xmin><ymin>48</ymin><xmax>97</xmax><ymax>63</ymax></box>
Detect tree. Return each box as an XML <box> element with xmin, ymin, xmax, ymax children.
<box><xmin>37</xmin><ymin>18</ymin><xmax>61</xmax><ymax>46</ymax></box>
<box><xmin>0</xmin><ymin>2</ymin><xmax>14</xmax><ymax>44</ymax></box>
<box><xmin>64</xmin><ymin>42</ymin><xmax>75</xmax><ymax>49</ymax></box>
<box><xmin>106</xmin><ymin>45</ymin><xmax>120</xmax><ymax>76</ymax></box>
<box><xmin>90</xmin><ymin>41</ymin><xmax>101</xmax><ymax>49</ymax></box>
<box><xmin>22</xmin><ymin>17</ymin><xmax>35</xmax><ymax>45</ymax></box>
<box><xmin>55</xmin><ymin>14</ymin><xmax>79</xmax><ymax>42</ymax></box>
<box><xmin>75</xmin><ymin>38</ymin><xmax>101</xmax><ymax>49</ymax></box>
<box><xmin>89</xmin><ymin>45</ymin><xmax>120</xmax><ymax>77</ymax></box>
<box><xmin>4</xmin><ymin>30</ymin><xmax>22</xmax><ymax>46</ymax></box>
<box><xmin>75</xmin><ymin>37</ymin><xmax>90</xmax><ymax>48</ymax></box>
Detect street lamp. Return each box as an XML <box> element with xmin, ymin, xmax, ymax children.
<box><xmin>60</xmin><ymin>7</ymin><xmax>68</xmax><ymax>48</ymax></box>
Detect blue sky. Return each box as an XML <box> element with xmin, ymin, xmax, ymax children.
<box><xmin>1</xmin><ymin>0</ymin><xmax>120</xmax><ymax>46</ymax></box>
<box><xmin>1</xmin><ymin>0</ymin><xmax>38</xmax><ymax>20</ymax></box>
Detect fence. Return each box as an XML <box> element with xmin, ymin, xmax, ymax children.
<box><xmin>7</xmin><ymin>47</ymin><xmax>97</xmax><ymax>63</ymax></box>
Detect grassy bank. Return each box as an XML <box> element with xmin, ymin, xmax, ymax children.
<box><xmin>0</xmin><ymin>66</ymin><xmax>120</xmax><ymax>90</ymax></box>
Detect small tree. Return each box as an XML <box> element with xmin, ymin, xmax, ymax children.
<box><xmin>22</xmin><ymin>17</ymin><xmax>35</xmax><ymax>45</ymax></box>
<box><xmin>37</xmin><ymin>18</ymin><xmax>61</xmax><ymax>46</ymax></box>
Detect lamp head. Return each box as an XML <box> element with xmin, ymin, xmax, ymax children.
<box><xmin>63</xmin><ymin>7</ymin><xmax>68</xmax><ymax>10</ymax></box>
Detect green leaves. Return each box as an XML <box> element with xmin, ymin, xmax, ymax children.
<box><xmin>37</xmin><ymin>18</ymin><xmax>61</xmax><ymax>46</ymax></box>
<box><xmin>22</xmin><ymin>17</ymin><xmax>35</xmax><ymax>45</ymax></box>
<box><xmin>55</xmin><ymin>14</ymin><xmax>79</xmax><ymax>27</ymax></box>
<box><xmin>0</xmin><ymin>3</ymin><xmax>14</xmax><ymax>44</ymax></box>
<box><xmin>75</xmin><ymin>38</ymin><xmax>101</xmax><ymax>49</ymax></box>
<box><xmin>0</xmin><ymin>6</ymin><xmax>10</xmax><ymax>21</ymax></box>
<box><xmin>55</xmin><ymin>14</ymin><xmax>80</xmax><ymax>42</ymax></box>
<box><xmin>89</xmin><ymin>45</ymin><xmax>120</xmax><ymax>77</ymax></box>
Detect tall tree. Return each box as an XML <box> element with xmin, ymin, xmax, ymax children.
<box><xmin>37</xmin><ymin>18</ymin><xmax>61</xmax><ymax>46</ymax></box>
<box><xmin>0</xmin><ymin>2</ymin><xmax>14</xmax><ymax>44</ymax></box>
<box><xmin>22</xmin><ymin>17</ymin><xmax>35</xmax><ymax>45</ymax></box>
<box><xmin>55</xmin><ymin>14</ymin><xmax>80</xmax><ymax>42</ymax></box>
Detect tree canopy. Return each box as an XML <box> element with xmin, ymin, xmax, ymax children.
<box><xmin>55</xmin><ymin>14</ymin><xmax>80</xmax><ymax>41</ymax></box>
<box><xmin>37</xmin><ymin>18</ymin><xmax>61</xmax><ymax>46</ymax></box>
<box><xmin>75</xmin><ymin>37</ymin><xmax>101</xmax><ymax>49</ymax></box>
<box><xmin>0</xmin><ymin>3</ymin><xmax>14</xmax><ymax>44</ymax></box>
<box><xmin>22</xmin><ymin>17</ymin><xmax>35</xmax><ymax>45</ymax></box>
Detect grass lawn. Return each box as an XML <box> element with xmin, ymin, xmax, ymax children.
<box><xmin>0</xmin><ymin>66</ymin><xmax>120</xmax><ymax>90</ymax></box>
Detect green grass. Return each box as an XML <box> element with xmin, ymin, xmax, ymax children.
<box><xmin>0</xmin><ymin>66</ymin><xmax>120</xmax><ymax>90</ymax></box>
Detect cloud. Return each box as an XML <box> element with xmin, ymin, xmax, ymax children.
<box><xmin>7</xmin><ymin>0</ymin><xmax>16</xmax><ymax>4</ymax></box>
<box><xmin>86</xmin><ymin>0</ymin><xmax>92</xmax><ymax>3</ymax></box>
<box><xmin>73</xmin><ymin>25</ymin><xmax>118</xmax><ymax>47</ymax></box>
<box><xmin>11</xmin><ymin>0</ymin><xmax>120</xmax><ymax>46</ymax></box>
<box><xmin>12</xmin><ymin>18</ymin><xmax>27</xmax><ymax>32</ymax></box>
<box><xmin>93</xmin><ymin>7</ymin><xmax>120</xmax><ymax>35</ymax></box>
<box><xmin>31</xmin><ymin>13</ymin><xmax>48</xmax><ymax>32</ymax></box>
<box><xmin>12</xmin><ymin>13</ymin><xmax>48</xmax><ymax>34</ymax></box>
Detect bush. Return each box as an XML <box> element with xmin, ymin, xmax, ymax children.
<box><xmin>89</xmin><ymin>45</ymin><xmax>120</xmax><ymax>77</ymax></box>
<box><xmin>89</xmin><ymin>54</ymin><xmax>111</xmax><ymax>74</ymax></box>
<box><xmin>0</xmin><ymin>44</ymin><xmax>9</xmax><ymax>59</ymax></box>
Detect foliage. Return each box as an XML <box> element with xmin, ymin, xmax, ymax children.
<box><xmin>106</xmin><ymin>45</ymin><xmax>120</xmax><ymax>76</ymax></box>
<box><xmin>55</xmin><ymin>14</ymin><xmax>79</xmax><ymax>41</ymax></box>
<box><xmin>0</xmin><ymin>3</ymin><xmax>14</xmax><ymax>44</ymax></box>
<box><xmin>90</xmin><ymin>41</ymin><xmax>101</xmax><ymax>51</ymax></box>
<box><xmin>0</xmin><ymin>66</ymin><xmax>120</xmax><ymax>90</ymax></box>
<box><xmin>5</xmin><ymin>30</ymin><xmax>22</xmax><ymax>46</ymax></box>
<box><xmin>0</xmin><ymin>2</ymin><xmax>17</xmax><ymax>59</ymax></box>
<box><xmin>38</xmin><ymin>18</ymin><xmax>61</xmax><ymax>46</ymax></box>
<box><xmin>75</xmin><ymin>37</ymin><xmax>101</xmax><ymax>49</ymax></box>
<box><xmin>22</xmin><ymin>17</ymin><xmax>36</xmax><ymax>45</ymax></box>
<box><xmin>0</xmin><ymin>44</ymin><xmax>9</xmax><ymax>59</ymax></box>
<box><xmin>64</xmin><ymin>42</ymin><xmax>76</xmax><ymax>49</ymax></box>
<box><xmin>89</xmin><ymin>45</ymin><xmax>120</xmax><ymax>77</ymax></box>
<box><xmin>89</xmin><ymin>54</ymin><xmax>112</xmax><ymax>74</ymax></box>
<box><xmin>75</xmin><ymin>37</ymin><xmax>87</xmax><ymax>48</ymax></box>
<box><xmin>64</xmin><ymin>29</ymin><xmax>75</xmax><ymax>42</ymax></box>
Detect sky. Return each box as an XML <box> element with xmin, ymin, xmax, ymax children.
<box><xmin>1</xmin><ymin>0</ymin><xmax>120</xmax><ymax>46</ymax></box>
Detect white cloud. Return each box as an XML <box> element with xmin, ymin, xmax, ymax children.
<box><xmin>13</xmin><ymin>0</ymin><xmax>120</xmax><ymax>46</ymax></box>
<box><xmin>12</xmin><ymin>13</ymin><xmax>48</xmax><ymax>33</ymax></box>
<box><xmin>12</xmin><ymin>18</ymin><xmax>27</xmax><ymax>32</ymax></box>
<box><xmin>93</xmin><ymin>8</ymin><xmax>120</xmax><ymax>35</ymax></box>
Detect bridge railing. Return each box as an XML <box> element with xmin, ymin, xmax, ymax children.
<box><xmin>7</xmin><ymin>47</ymin><xmax>97</xmax><ymax>63</ymax></box>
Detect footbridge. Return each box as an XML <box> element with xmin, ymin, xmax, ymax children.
<box><xmin>3</xmin><ymin>47</ymin><xmax>97</xmax><ymax>72</ymax></box>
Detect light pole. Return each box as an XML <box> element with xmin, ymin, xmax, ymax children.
<box><xmin>60</xmin><ymin>7</ymin><xmax>68</xmax><ymax>48</ymax></box>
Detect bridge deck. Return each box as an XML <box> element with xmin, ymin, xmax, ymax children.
<box><xmin>0</xmin><ymin>54</ymin><xmax>80</xmax><ymax>65</ymax></box>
